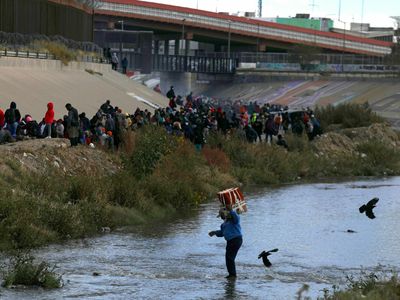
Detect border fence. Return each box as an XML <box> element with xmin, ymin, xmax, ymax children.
<box><xmin>0</xmin><ymin>0</ymin><xmax>93</xmax><ymax>42</ymax></box>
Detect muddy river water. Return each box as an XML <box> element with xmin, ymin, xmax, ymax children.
<box><xmin>1</xmin><ymin>177</ymin><xmax>400</xmax><ymax>299</ymax></box>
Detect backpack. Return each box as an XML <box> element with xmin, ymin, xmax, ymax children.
<box><xmin>27</xmin><ymin>121</ymin><xmax>40</xmax><ymax>137</ymax></box>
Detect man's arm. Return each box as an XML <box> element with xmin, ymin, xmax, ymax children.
<box><xmin>209</xmin><ymin>229</ymin><xmax>223</xmax><ymax>237</ymax></box>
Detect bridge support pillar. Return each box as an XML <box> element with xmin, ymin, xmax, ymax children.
<box><xmin>164</xmin><ymin>40</ymin><xmax>170</xmax><ymax>55</ymax></box>
<box><xmin>174</xmin><ymin>40</ymin><xmax>180</xmax><ymax>56</ymax></box>
<box><xmin>185</xmin><ymin>40</ymin><xmax>189</xmax><ymax>56</ymax></box>
<box><xmin>160</xmin><ymin>72</ymin><xmax>196</xmax><ymax>96</ymax></box>
<box><xmin>154</xmin><ymin>40</ymin><xmax>160</xmax><ymax>55</ymax></box>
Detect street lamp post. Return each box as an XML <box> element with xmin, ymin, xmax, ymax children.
<box><xmin>256</xmin><ymin>23</ymin><xmax>260</xmax><ymax>65</ymax></box>
<box><xmin>91</xmin><ymin>0</ymin><xmax>95</xmax><ymax>42</ymax></box>
<box><xmin>337</xmin><ymin>19</ymin><xmax>346</xmax><ymax>72</ymax></box>
<box><xmin>338</xmin><ymin>0</ymin><xmax>346</xmax><ymax>72</ymax></box>
<box><xmin>117</xmin><ymin>20</ymin><xmax>124</xmax><ymax>66</ymax></box>
<box><xmin>228</xmin><ymin>20</ymin><xmax>232</xmax><ymax>59</ymax></box>
<box><xmin>181</xmin><ymin>18</ymin><xmax>186</xmax><ymax>56</ymax></box>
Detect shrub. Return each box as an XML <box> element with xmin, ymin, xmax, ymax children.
<box><xmin>0</xmin><ymin>173</ymin><xmax>113</xmax><ymax>249</ymax></box>
<box><xmin>217</xmin><ymin>131</ymin><xmax>258</xmax><ymax>169</ymax></box>
<box><xmin>144</xmin><ymin>142</ymin><xmax>210</xmax><ymax>208</ymax></box>
<box><xmin>39</xmin><ymin>41</ymin><xmax>77</xmax><ymax>65</ymax></box>
<box><xmin>107</xmin><ymin>171</ymin><xmax>155</xmax><ymax>212</ymax></box>
<box><xmin>355</xmin><ymin>140</ymin><xmax>400</xmax><ymax>175</ymax></box>
<box><xmin>119</xmin><ymin>130</ymin><xmax>137</xmax><ymax>156</ymax></box>
<box><xmin>0</xmin><ymin>191</ymin><xmax>57</xmax><ymax>249</ymax></box>
<box><xmin>2</xmin><ymin>252</ymin><xmax>62</xmax><ymax>289</ymax></box>
<box><xmin>285</xmin><ymin>133</ymin><xmax>311</xmax><ymax>152</ymax></box>
<box><xmin>322</xmin><ymin>271</ymin><xmax>400</xmax><ymax>300</ymax></box>
<box><xmin>126</xmin><ymin>126</ymin><xmax>179</xmax><ymax>179</ymax></box>
<box><xmin>314</xmin><ymin>103</ymin><xmax>384</xmax><ymax>131</ymax></box>
<box><xmin>202</xmin><ymin>145</ymin><xmax>231</xmax><ymax>173</ymax></box>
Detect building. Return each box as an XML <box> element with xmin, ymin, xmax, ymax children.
<box><xmin>275</xmin><ymin>14</ymin><xmax>334</xmax><ymax>32</ymax></box>
<box><xmin>331</xmin><ymin>23</ymin><xmax>394</xmax><ymax>43</ymax></box>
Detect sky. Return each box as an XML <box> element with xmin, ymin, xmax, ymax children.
<box><xmin>140</xmin><ymin>0</ymin><xmax>400</xmax><ymax>28</ymax></box>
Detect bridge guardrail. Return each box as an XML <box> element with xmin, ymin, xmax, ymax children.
<box><xmin>0</xmin><ymin>49</ymin><xmax>55</xmax><ymax>59</ymax></box>
<box><xmin>0</xmin><ymin>49</ymin><xmax>109</xmax><ymax>64</ymax></box>
<box><xmin>152</xmin><ymin>54</ymin><xmax>237</xmax><ymax>74</ymax></box>
<box><xmin>198</xmin><ymin>52</ymin><xmax>390</xmax><ymax>65</ymax></box>
<box><xmin>237</xmin><ymin>62</ymin><xmax>400</xmax><ymax>73</ymax></box>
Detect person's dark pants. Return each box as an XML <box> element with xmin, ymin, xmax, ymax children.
<box><xmin>225</xmin><ymin>236</ymin><xmax>243</xmax><ymax>277</ymax></box>
<box><xmin>44</xmin><ymin>124</ymin><xmax>51</xmax><ymax>137</ymax></box>
<box><xmin>70</xmin><ymin>137</ymin><xmax>79</xmax><ymax>147</ymax></box>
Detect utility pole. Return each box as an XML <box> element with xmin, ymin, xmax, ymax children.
<box><xmin>338</xmin><ymin>0</ymin><xmax>346</xmax><ymax>72</ymax></box>
<box><xmin>309</xmin><ymin>0</ymin><xmax>318</xmax><ymax>14</ymax></box>
<box><xmin>258</xmin><ymin>0</ymin><xmax>262</xmax><ymax>18</ymax></box>
<box><xmin>228</xmin><ymin>20</ymin><xmax>231</xmax><ymax>59</ymax></box>
<box><xmin>361</xmin><ymin>0</ymin><xmax>365</xmax><ymax>24</ymax></box>
<box><xmin>117</xmin><ymin>20</ymin><xmax>124</xmax><ymax>69</ymax></box>
<box><xmin>181</xmin><ymin>18</ymin><xmax>186</xmax><ymax>56</ymax></box>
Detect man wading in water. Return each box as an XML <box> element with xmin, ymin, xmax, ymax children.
<box><xmin>209</xmin><ymin>206</ymin><xmax>243</xmax><ymax>279</ymax></box>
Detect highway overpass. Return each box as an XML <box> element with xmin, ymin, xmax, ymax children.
<box><xmin>95</xmin><ymin>0</ymin><xmax>393</xmax><ymax>56</ymax></box>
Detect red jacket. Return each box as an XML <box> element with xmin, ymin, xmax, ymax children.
<box><xmin>0</xmin><ymin>109</ymin><xmax>4</xmax><ymax>127</ymax></box>
<box><xmin>44</xmin><ymin>102</ymin><xmax>54</xmax><ymax>124</ymax></box>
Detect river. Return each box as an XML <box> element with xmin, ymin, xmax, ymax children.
<box><xmin>1</xmin><ymin>177</ymin><xmax>399</xmax><ymax>299</ymax></box>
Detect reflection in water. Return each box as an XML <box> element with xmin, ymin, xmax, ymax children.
<box><xmin>223</xmin><ymin>278</ymin><xmax>237</xmax><ymax>299</ymax></box>
<box><xmin>1</xmin><ymin>177</ymin><xmax>400</xmax><ymax>299</ymax></box>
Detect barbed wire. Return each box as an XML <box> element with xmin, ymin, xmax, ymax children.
<box><xmin>0</xmin><ymin>31</ymin><xmax>102</xmax><ymax>54</ymax></box>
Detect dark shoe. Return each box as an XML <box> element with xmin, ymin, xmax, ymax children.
<box><xmin>225</xmin><ymin>275</ymin><xmax>237</xmax><ymax>279</ymax></box>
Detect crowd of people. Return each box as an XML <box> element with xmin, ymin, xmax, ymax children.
<box><xmin>0</xmin><ymin>87</ymin><xmax>322</xmax><ymax>150</ymax></box>
<box><xmin>161</xmin><ymin>86</ymin><xmax>322</xmax><ymax>148</ymax></box>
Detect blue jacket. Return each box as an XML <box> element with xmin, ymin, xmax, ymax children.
<box><xmin>215</xmin><ymin>210</ymin><xmax>242</xmax><ymax>241</ymax></box>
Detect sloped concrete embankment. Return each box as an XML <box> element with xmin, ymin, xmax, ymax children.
<box><xmin>0</xmin><ymin>57</ymin><xmax>168</xmax><ymax>121</ymax></box>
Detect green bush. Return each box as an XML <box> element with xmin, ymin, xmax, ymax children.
<box><xmin>143</xmin><ymin>142</ymin><xmax>211</xmax><ymax>208</ymax></box>
<box><xmin>322</xmin><ymin>271</ymin><xmax>400</xmax><ymax>300</ymax></box>
<box><xmin>355</xmin><ymin>140</ymin><xmax>400</xmax><ymax>175</ymax></box>
<box><xmin>315</xmin><ymin>103</ymin><xmax>384</xmax><ymax>131</ymax></box>
<box><xmin>107</xmin><ymin>171</ymin><xmax>155</xmax><ymax>212</ymax></box>
<box><xmin>126</xmin><ymin>126</ymin><xmax>179</xmax><ymax>179</ymax></box>
<box><xmin>2</xmin><ymin>253</ymin><xmax>62</xmax><ymax>289</ymax></box>
<box><xmin>0</xmin><ymin>173</ymin><xmax>113</xmax><ymax>249</ymax></box>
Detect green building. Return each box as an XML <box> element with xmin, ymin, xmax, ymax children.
<box><xmin>276</xmin><ymin>16</ymin><xmax>334</xmax><ymax>32</ymax></box>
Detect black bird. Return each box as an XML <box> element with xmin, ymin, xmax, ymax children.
<box><xmin>359</xmin><ymin>197</ymin><xmax>379</xmax><ymax>219</ymax></box>
<box><xmin>258</xmin><ymin>248</ymin><xmax>279</xmax><ymax>267</ymax></box>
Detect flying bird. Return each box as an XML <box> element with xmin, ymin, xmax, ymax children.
<box><xmin>359</xmin><ymin>197</ymin><xmax>379</xmax><ymax>219</ymax></box>
<box><xmin>258</xmin><ymin>248</ymin><xmax>279</xmax><ymax>267</ymax></box>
